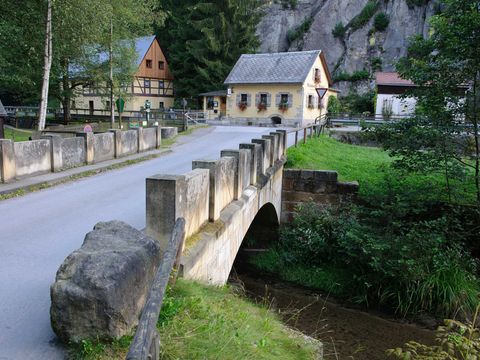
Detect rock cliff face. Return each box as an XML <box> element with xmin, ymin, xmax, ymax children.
<box><xmin>257</xmin><ymin>0</ymin><xmax>437</xmax><ymax>92</ymax></box>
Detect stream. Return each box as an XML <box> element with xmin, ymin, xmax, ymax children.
<box><xmin>229</xmin><ymin>251</ymin><xmax>436</xmax><ymax>360</ymax></box>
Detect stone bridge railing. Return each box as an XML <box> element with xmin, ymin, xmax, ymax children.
<box><xmin>145</xmin><ymin>130</ymin><xmax>287</xmax><ymax>284</ymax></box>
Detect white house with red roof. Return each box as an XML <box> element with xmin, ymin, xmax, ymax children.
<box><xmin>375</xmin><ymin>72</ymin><xmax>417</xmax><ymax>118</ymax></box>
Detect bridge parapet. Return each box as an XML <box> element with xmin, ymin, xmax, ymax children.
<box><xmin>146</xmin><ymin>130</ymin><xmax>286</xmax><ymax>284</ymax></box>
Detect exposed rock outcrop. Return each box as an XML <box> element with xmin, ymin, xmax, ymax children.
<box><xmin>257</xmin><ymin>0</ymin><xmax>438</xmax><ymax>93</ymax></box>
<box><xmin>50</xmin><ymin>221</ymin><xmax>162</xmax><ymax>343</ymax></box>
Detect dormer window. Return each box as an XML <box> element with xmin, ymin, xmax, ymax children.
<box><xmin>158</xmin><ymin>61</ymin><xmax>165</xmax><ymax>70</ymax></box>
<box><xmin>146</xmin><ymin>59</ymin><xmax>152</xmax><ymax>68</ymax></box>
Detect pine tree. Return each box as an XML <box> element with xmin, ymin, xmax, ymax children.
<box><xmin>157</xmin><ymin>0</ymin><xmax>263</xmax><ymax>101</ymax></box>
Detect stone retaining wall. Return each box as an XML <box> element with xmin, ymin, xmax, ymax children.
<box><xmin>281</xmin><ymin>169</ymin><xmax>359</xmax><ymax>223</ymax></box>
<box><xmin>0</xmin><ymin>126</ymin><xmax>168</xmax><ymax>183</ymax></box>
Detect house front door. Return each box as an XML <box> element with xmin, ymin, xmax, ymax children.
<box><xmin>89</xmin><ymin>101</ymin><xmax>94</xmax><ymax>116</ymax></box>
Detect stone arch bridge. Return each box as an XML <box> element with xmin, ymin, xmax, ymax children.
<box><xmin>146</xmin><ymin>130</ymin><xmax>287</xmax><ymax>284</ymax></box>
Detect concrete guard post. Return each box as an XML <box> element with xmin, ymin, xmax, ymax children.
<box><xmin>155</xmin><ymin>126</ymin><xmax>162</xmax><ymax>149</ymax></box>
<box><xmin>220</xmin><ymin>150</ymin><xmax>241</xmax><ymax>200</ymax></box>
<box><xmin>276</xmin><ymin>130</ymin><xmax>287</xmax><ymax>156</ymax></box>
<box><xmin>193</xmin><ymin>157</ymin><xmax>236</xmax><ymax>222</ymax></box>
<box><xmin>76</xmin><ymin>132</ymin><xmax>94</xmax><ymax>165</ymax></box>
<box><xmin>239</xmin><ymin>143</ymin><xmax>261</xmax><ymax>185</ymax></box>
<box><xmin>270</xmin><ymin>132</ymin><xmax>282</xmax><ymax>161</ymax></box>
<box><xmin>137</xmin><ymin>127</ymin><xmax>144</xmax><ymax>153</ymax></box>
<box><xmin>41</xmin><ymin>135</ymin><xmax>63</xmax><ymax>172</ymax></box>
<box><xmin>252</xmin><ymin>138</ymin><xmax>270</xmax><ymax>174</ymax></box>
<box><xmin>109</xmin><ymin>130</ymin><xmax>122</xmax><ymax>158</ymax></box>
<box><xmin>262</xmin><ymin>135</ymin><xmax>276</xmax><ymax>166</ymax></box>
<box><xmin>146</xmin><ymin>174</ymin><xmax>187</xmax><ymax>251</ymax></box>
<box><xmin>146</xmin><ymin>170</ymin><xmax>209</xmax><ymax>252</ymax></box>
<box><xmin>0</xmin><ymin>139</ymin><xmax>16</xmax><ymax>183</ymax></box>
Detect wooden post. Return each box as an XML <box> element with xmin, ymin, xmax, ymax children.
<box><xmin>303</xmin><ymin>128</ymin><xmax>307</xmax><ymax>144</ymax></box>
<box><xmin>294</xmin><ymin>131</ymin><xmax>298</xmax><ymax>147</ymax></box>
<box><xmin>0</xmin><ymin>117</ymin><xmax>4</xmax><ymax>139</ymax></box>
<box><xmin>310</xmin><ymin>126</ymin><xmax>313</xmax><ymax>139</ymax></box>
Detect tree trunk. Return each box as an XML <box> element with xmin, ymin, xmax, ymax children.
<box><xmin>473</xmin><ymin>73</ymin><xmax>480</xmax><ymax>203</ymax></box>
<box><xmin>38</xmin><ymin>0</ymin><xmax>53</xmax><ymax>131</ymax></box>
<box><xmin>109</xmin><ymin>18</ymin><xmax>115</xmax><ymax>129</ymax></box>
<box><xmin>62</xmin><ymin>59</ymin><xmax>71</xmax><ymax>125</ymax></box>
<box><xmin>0</xmin><ymin>117</ymin><xmax>4</xmax><ymax>139</ymax></box>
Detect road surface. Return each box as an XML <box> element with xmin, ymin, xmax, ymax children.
<box><xmin>0</xmin><ymin>126</ymin><xmax>302</xmax><ymax>359</ymax></box>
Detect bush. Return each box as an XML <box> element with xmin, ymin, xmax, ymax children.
<box><xmin>332</xmin><ymin>22</ymin><xmax>346</xmax><ymax>38</ymax></box>
<box><xmin>287</xmin><ymin>17</ymin><xmax>313</xmax><ymax>44</ymax></box>
<box><xmin>373</xmin><ymin>12</ymin><xmax>389</xmax><ymax>31</ymax></box>
<box><xmin>349</xmin><ymin>0</ymin><xmax>379</xmax><ymax>31</ymax></box>
<box><xmin>338</xmin><ymin>91</ymin><xmax>375</xmax><ymax>114</ymax></box>
<box><xmin>333</xmin><ymin>69</ymin><xmax>370</xmax><ymax>82</ymax></box>
<box><xmin>327</xmin><ymin>95</ymin><xmax>341</xmax><ymax>114</ymax></box>
<box><xmin>274</xmin><ymin>202</ymin><xmax>480</xmax><ymax>317</ymax></box>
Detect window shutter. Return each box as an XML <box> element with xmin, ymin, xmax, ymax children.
<box><xmin>247</xmin><ymin>94</ymin><xmax>252</xmax><ymax>106</ymax></box>
<box><xmin>288</xmin><ymin>93</ymin><xmax>293</xmax><ymax>107</ymax></box>
<box><xmin>275</xmin><ymin>93</ymin><xmax>281</xmax><ymax>106</ymax></box>
<box><xmin>255</xmin><ymin>93</ymin><xmax>260</xmax><ymax>105</ymax></box>
<box><xmin>267</xmin><ymin>93</ymin><xmax>271</xmax><ymax>107</ymax></box>
<box><xmin>236</xmin><ymin>94</ymin><xmax>241</xmax><ymax>105</ymax></box>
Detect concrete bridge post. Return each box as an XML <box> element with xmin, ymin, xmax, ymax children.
<box><xmin>109</xmin><ymin>130</ymin><xmax>122</xmax><ymax>158</ymax></box>
<box><xmin>262</xmin><ymin>135</ymin><xmax>276</xmax><ymax>166</ymax></box>
<box><xmin>252</xmin><ymin>138</ymin><xmax>270</xmax><ymax>174</ymax></box>
<box><xmin>220</xmin><ymin>149</ymin><xmax>251</xmax><ymax>200</ymax></box>
<box><xmin>0</xmin><ymin>139</ymin><xmax>15</xmax><ymax>183</ymax></box>
<box><xmin>146</xmin><ymin>169</ymin><xmax>210</xmax><ymax>251</ymax></box>
<box><xmin>239</xmin><ymin>143</ymin><xmax>260</xmax><ymax>185</ymax></box>
<box><xmin>192</xmin><ymin>157</ymin><xmax>236</xmax><ymax>222</ymax></box>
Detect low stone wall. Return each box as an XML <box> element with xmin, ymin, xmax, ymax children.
<box><xmin>0</xmin><ymin>126</ymin><xmax>167</xmax><ymax>183</ymax></box>
<box><xmin>93</xmin><ymin>133</ymin><xmax>115</xmax><ymax>163</ymax></box>
<box><xmin>161</xmin><ymin>127</ymin><xmax>177</xmax><ymax>139</ymax></box>
<box><xmin>281</xmin><ymin>169</ymin><xmax>359</xmax><ymax>223</ymax></box>
<box><xmin>142</xmin><ymin>128</ymin><xmax>157</xmax><ymax>151</ymax></box>
<box><xmin>14</xmin><ymin>140</ymin><xmax>51</xmax><ymax>178</ymax></box>
<box><xmin>61</xmin><ymin>137</ymin><xmax>86</xmax><ymax>169</ymax></box>
<box><xmin>119</xmin><ymin>130</ymin><xmax>138</xmax><ymax>157</ymax></box>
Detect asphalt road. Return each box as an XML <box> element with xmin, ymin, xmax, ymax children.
<box><xmin>0</xmin><ymin>126</ymin><xmax>299</xmax><ymax>360</ymax></box>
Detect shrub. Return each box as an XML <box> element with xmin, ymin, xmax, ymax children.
<box><xmin>287</xmin><ymin>17</ymin><xmax>313</xmax><ymax>44</ymax></box>
<box><xmin>349</xmin><ymin>0</ymin><xmax>379</xmax><ymax>31</ymax></box>
<box><xmin>271</xmin><ymin>201</ymin><xmax>480</xmax><ymax>317</ymax></box>
<box><xmin>332</xmin><ymin>22</ymin><xmax>346</xmax><ymax>38</ymax></box>
<box><xmin>387</xmin><ymin>308</ymin><xmax>480</xmax><ymax>359</ymax></box>
<box><xmin>327</xmin><ymin>95</ymin><xmax>341</xmax><ymax>114</ymax></box>
<box><xmin>373</xmin><ymin>12</ymin><xmax>389</xmax><ymax>31</ymax></box>
<box><xmin>333</xmin><ymin>70</ymin><xmax>370</xmax><ymax>82</ymax></box>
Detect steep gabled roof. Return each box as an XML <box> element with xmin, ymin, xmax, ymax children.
<box><xmin>70</xmin><ymin>35</ymin><xmax>158</xmax><ymax>76</ymax></box>
<box><xmin>224</xmin><ymin>50</ymin><xmax>332</xmax><ymax>86</ymax></box>
<box><xmin>133</xmin><ymin>35</ymin><xmax>157</xmax><ymax>66</ymax></box>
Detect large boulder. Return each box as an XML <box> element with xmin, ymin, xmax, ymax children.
<box><xmin>50</xmin><ymin>221</ymin><xmax>162</xmax><ymax>343</ymax></box>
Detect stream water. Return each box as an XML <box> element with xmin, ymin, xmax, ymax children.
<box><xmin>230</xmin><ymin>251</ymin><xmax>436</xmax><ymax>360</ymax></box>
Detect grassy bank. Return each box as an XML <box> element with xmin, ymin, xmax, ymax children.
<box><xmin>4</xmin><ymin>127</ymin><xmax>32</xmax><ymax>142</ymax></box>
<box><xmin>286</xmin><ymin>136</ymin><xmax>475</xmax><ymax>203</ymax></box>
<box><xmin>69</xmin><ymin>279</ymin><xmax>319</xmax><ymax>360</ymax></box>
<box><xmin>250</xmin><ymin>136</ymin><xmax>480</xmax><ymax>319</ymax></box>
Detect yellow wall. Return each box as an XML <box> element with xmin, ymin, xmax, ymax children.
<box><xmin>202</xmin><ymin>95</ymin><xmax>226</xmax><ymax>119</ymax></box>
<box><xmin>225</xmin><ymin>55</ymin><xmax>336</xmax><ymax>126</ymax></box>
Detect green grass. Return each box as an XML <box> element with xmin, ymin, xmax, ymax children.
<box><xmin>286</xmin><ymin>135</ymin><xmax>475</xmax><ymax>202</ymax></box>
<box><xmin>4</xmin><ymin>127</ymin><xmax>32</xmax><ymax>142</ymax></box>
<box><xmin>68</xmin><ymin>279</ymin><xmax>319</xmax><ymax>360</ymax></box>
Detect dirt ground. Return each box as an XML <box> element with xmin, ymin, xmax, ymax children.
<box><xmin>237</xmin><ymin>274</ymin><xmax>436</xmax><ymax>360</ymax></box>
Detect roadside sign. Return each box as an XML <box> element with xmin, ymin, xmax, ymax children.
<box><xmin>116</xmin><ymin>98</ymin><xmax>125</xmax><ymax>113</ymax></box>
<box><xmin>83</xmin><ymin>124</ymin><xmax>93</xmax><ymax>133</ymax></box>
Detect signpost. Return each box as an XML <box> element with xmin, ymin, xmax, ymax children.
<box><xmin>145</xmin><ymin>99</ymin><xmax>151</xmax><ymax>126</ymax></box>
<box><xmin>182</xmin><ymin>98</ymin><xmax>188</xmax><ymax>132</ymax></box>
<box><xmin>116</xmin><ymin>98</ymin><xmax>125</xmax><ymax>129</ymax></box>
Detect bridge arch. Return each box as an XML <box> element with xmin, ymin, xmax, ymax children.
<box><xmin>146</xmin><ymin>130</ymin><xmax>287</xmax><ymax>285</ymax></box>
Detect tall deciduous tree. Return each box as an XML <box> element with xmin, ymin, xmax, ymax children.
<box><xmin>157</xmin><ymin>0</ymin><xmax>263</xmax><ymax>100</ymax></box>
<box><xmin>373</xmin><ymin>0</ymin><xmax>480</xmax><ymax>204</ymax></box>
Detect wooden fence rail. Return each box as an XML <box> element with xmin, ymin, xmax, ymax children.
<box><xmin>126</xmin><ymin>218</ymin><xmax>186</xmax><ymax>360</ymax></box>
